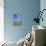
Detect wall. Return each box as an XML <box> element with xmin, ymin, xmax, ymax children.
<box><xmin>4</xmin><ymin>0</ymin><xmax>40</xmax><ymax>42</ymax></box>
<box><xmin>40</xmin><ymin>0</ymin><xmax>46</xmax><ymax>45</ymax></box>
<box><xmin>40</xmin><ymin>0</ymin><xmax>46</xmax><ymax>26</ymax></box>
<box><xmin>0</xmin><ymin>0</ymin><xmax>4</xmax><ymax>42</ymax></box>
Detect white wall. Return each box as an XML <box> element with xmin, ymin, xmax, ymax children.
<box><xmin>0</xmin><ymin>0</ymin><xmax>4</xmax><ymax>42</ymax></box>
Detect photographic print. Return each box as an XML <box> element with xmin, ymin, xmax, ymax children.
<box><xmin>13</xmin><ymin>13</ymin><xmax>22</xmax><ymax>26</ymax></box>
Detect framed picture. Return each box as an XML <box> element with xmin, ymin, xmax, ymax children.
<box><xmin>13</xmin><ymin>13</ymin><xmax>22</xmax><ymax>26</ymax></box>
